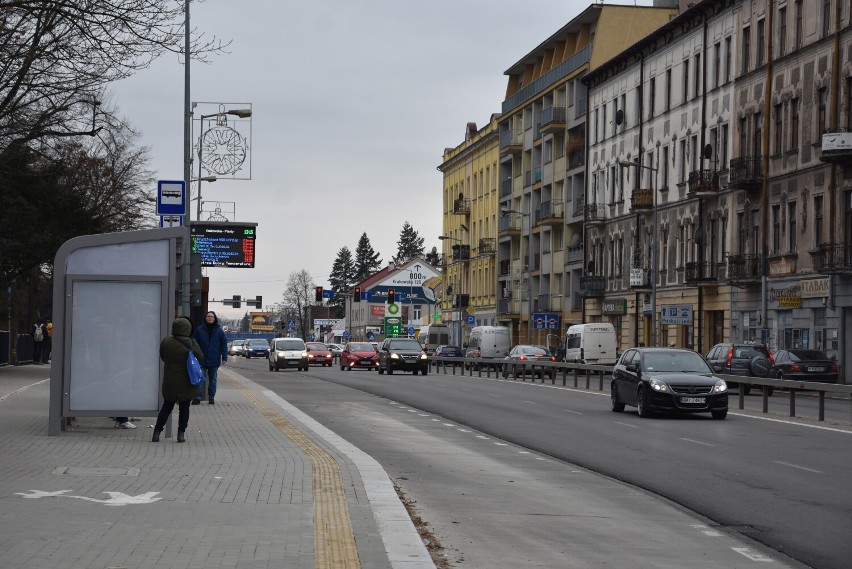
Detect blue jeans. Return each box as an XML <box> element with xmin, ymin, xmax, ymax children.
<box><xmin>197</xmin><ymin>365</ymin><xmax>219</xmax><ymax>400</ymax></box>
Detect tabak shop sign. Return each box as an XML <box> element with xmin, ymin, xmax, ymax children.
<box><xmin>768</xmin><ymin>278</ymin><xmax>828</xmax><ymax>308</ymax></box>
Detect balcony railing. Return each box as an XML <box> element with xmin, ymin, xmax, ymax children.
<box><xmin>579</xmin><ymin>275</ymin><xmax>606</xmax><ymax>297</ymax></box>
<box><xmin>685</xmin><ymin>261</ymin><xmax>721</xmax><ymax>284</ymax></box>
<box><xmin>540</xmin><ymin>106</ymin><xmax>566</xmax><ymax>134</ymax></box>
<box><xmin>451</xmin><ymin>244</ymin><xmax>470</xmax><ymax>261</ymax></box>
<box><xmin>500</xmin><ymin>178</ymin><xmax>512</xmax><ymax>198</ymax></box>
<box><xmin>477</xmin><ymin>238</ymin><xmax>496</xmax><ymax>255</ymax></box>
<box><xmin>812</xmin><ymin>243</ymin><xmax>852</xmax><ymax>274</ymax></box>
<box><xmin>499</xmin><ymin>130</ymin><xmax>522</xmax><ymax>153</ymax></box>
<box><xmin>535</xmin><ymin>200</ymin><xmax>564</xmax><ymax>225</ymax></box>
<box><xmin>499</xmin><ymin>215</ymin><xmax>522</xmax><ymax>233</ymax></box>
<box><xmin>584</xmin><ymin>203</ymin><xmax>605</xmax><ymax>225</ymax></box>
<box><xmin>728</xmin><ymin>156</ymin><xmax>764</xmax><ymax>190</ymax></box>
<box><xmin>727</xmin><ymin>254</ymin><xmax>763</xmax><ymax>283</ymax></box>
<box><xmin>453</xmin><ymin>197</ymin><xmax>470</xmax><ymax>215</ymax></box>
<box><xmin>630</xmin><ymin>188</ymin><xmax>653</xmax><ymax>211</ymax></box>
<box><xmin>687</xmin><ymin>170</ymin><xmax>720</xmax><ymax>197</ymax></box>
<box><xmin>497</xmin><ymin>298</ymin><xmax>521</xmax><ymax>315</ymax></box>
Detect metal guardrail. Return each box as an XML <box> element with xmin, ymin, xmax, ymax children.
<box><xmin>428</xmin><ymin>357</ymin><xmax>852</xmax><ymax>424</ymax></box>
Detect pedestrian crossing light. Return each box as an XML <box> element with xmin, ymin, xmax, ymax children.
<box><xmin>387</xmin><ymin>289</ymin><xmax>395</xmax><ymax>304</ymax></box>
<box><xmin>315</xmin><ymin>286</ymin><xmax>323</xmax><ymax>302</ymax></box>
<box><xmin>353</xmin><ymin>287</ymin><xmax>361</xmax><ymax>302</ymax></box>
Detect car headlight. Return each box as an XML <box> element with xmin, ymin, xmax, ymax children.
<box><xmin>649</xmin><ymin>378</ymin><xmax>670</xmax><ymax>392</ymax></box>
<box><xmin>419</xmin><ymin>353</ymin><xmax>427</xmax><ymax>360</ymax></box>
<box><xmin>390</xmin><ymin>353</ymin><xmax>400</xmax><ymax>360</ymax></box>
<box><xmin>712</xmin><ymin>379</ymin><xmax>728</xmax><ymax>393</ymax></box>
<box><xmin>308</xmin><ymin>354</ymin><xmax>315</xmax><ymax>359</ymax></box>
<box><xmin>301</xmin><ymin>351</ymin><xmax>308</xmax><ymax>357</ymax></box>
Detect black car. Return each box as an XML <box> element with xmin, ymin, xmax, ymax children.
<box><xmin>433</xmin><ymin>345</ymin><xmax>464</xmax><ymax>366</ymax></box>
<box><xmin>705</xmin><ymin>342</ymin><xmax>775</xmax><ymax>396</ymax></box>
<box><xmin>243</xmin><ymin>339</ymin><xmax>270</xmax><ymax>358</ymax></box>
<box><xmin>611</xmin><ymin>348</ymin><xmax>729</xmax><ymax>419</ymax></box>
<box><xmin>772</xmin><ymin>349</ymin><xmax>838</xmax><ymax>383</ymax></box>
<box><xmin>377</xmin><ymin>338</ymin><xmax>429</xmax><ymax>375</ymax></box>
<box><xmin>502</xmin><ymin>345</ymin><xmax>557</xmax><ymax>379</ymax></box>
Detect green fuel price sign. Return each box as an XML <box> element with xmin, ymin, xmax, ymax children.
<box><xmin>384</xmin><ymin>317</ymin><xmax>402</xmax><ymax>337</ymax></box>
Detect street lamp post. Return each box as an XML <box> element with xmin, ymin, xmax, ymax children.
<box><xmin>499</xmin><ymin>206</ymin><xmax>533</xmax><ymax>343</ymax></box>
<box><xmin>439</xmin><ymin>234</ymin><xmax>465</xmax><ymax>346</ymax></box>
<box><xmin>620</xmin><ymin>159</ymin><xmax>659</xmax><ymax>347</ymax></box>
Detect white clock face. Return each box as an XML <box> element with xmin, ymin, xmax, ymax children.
<box><xmin>199</xmin><ymin>125</ymin><xmax>248</xmax><ymax>175</ymax></box>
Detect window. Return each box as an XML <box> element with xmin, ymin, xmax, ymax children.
<box><xmin>660</xmin><ymin>146</ymin><xmax>669</xmax><ymax>189</ymax></box>
<box><xmin>721</xmin><ymin>124</ymin><xmax>729</xmax><ymax>167</ymax></box>
<box><xmin>779</xmin><ymin>7</ymin><xmax>787</xmax><ymax>57</ymax></box>
<box><xmin>772</xmin><ymin>204</ymin><xmax>781</xmax><ymax>253</ymax></box>
<box><xmin>818</xmin><ymin>88</ymin><xmax>828</xmax><ymax>134</ymax></box>
<box><xmin>823</xmin><ymin>0</ymin><xmax>831</xmax><ymax>36</ymax></box>
<box><xmin>814</xmin><ymin>194</ymin><xmax>824</xmax><ymax>246</ymax></box>
<box><xmin>602</xmin><ymin>102</ymin><xmax>607</xmax><ymax>140</ymax></box>
<box><xmin>683</xmin><ymin>58</ymin><xmax>690</xmax><ymax>100</ymax></box>
<box><xmin>610</xmin><ymin>165</ymin><xmax>617</xmax><ymax>203</ymax></box>
<box><xmin>594</xmin><ymin>108</ymin><xmax>599</xmax><ymax>143</ymax></box>
<box><xmin>752</xmin><ymin>209</ymin><xmax>760</xmax><ymax>255</ymax></box>
<box><xmin>847</xmin><ymin>77</ymin><xmax>852</xmax><ymax>130</ymax></box>
<box><xmin>612</xmin><ymin>97</ymin><xmax>618</xmax><ymax>135</ymax></box>
<box><xmin>774</xmin><ymin>103</ymin><xmax>783</xmax><ymax>154</ymax></box>
<box><xmin>661</xmin><ymin>228</ymin><xmax>669</xmax><ymax>272</ymax></box>
<box><xmin>665</xmin><ymin>69</ymin><xmax>672</xmax><ymax>111</ymax></box>
<box><xmin>753</xmin><ymin>112</ymin><xmax>763</xmax><ymax>158</ymax></box>
<box><xmin>757</xmin><ymin>19</ymin><xmax>765</xmax><ymax>67</ymax></box>
<box><xmin>791</xmin><ymin>99</ymin><xmax>799</xmax><ymax>150</ymax></box>
<box><xmin>679</xmin><ymin>139</ymin><xmax>687</xmax><ymax>183</ymax></box>
<box><xmin>725</xmin><ymin>37</ymin><xmax>732</xmax><ymax>83</ymax></box>
<box><xmin>787</xmin><ymin>202</ymin><xmax>797</xmax><ymax>252</ymax></box>
<box><xmin>649</xmin><ymin>77</ymin><xmax>656</xmax><ymax>119</ymax></box>
<box><xmin>795</xmin><ymin>0</ymin><xmax>803</xmax><ymax>49</ymax></box>
<box><xmin>620</xmin><ymin>94</ymin><xmax>626</xmax><ymax>127</ymax></box>
<box><xmin>677</xmin><ymin>225</ymin><xmax>685</xmax><ymax>268</ymax></box>
<box><xmin>714</xmin><ymin>43</ymin><xmax>721</xmax><ymax>88</ymax></box>
<box><xmin>742</xmin><ymin>26</ymin><xmax>751</xmax><ymax>73</ymax></box>
<box><xmin>694</xmin><ymin>54</ymin><xmax>701</xmax><ymax>96</ymax></box>
<box><xmin>737</xmin><ymin>211</ymin><xmax>747</xmax><ymax>255</ymax></box>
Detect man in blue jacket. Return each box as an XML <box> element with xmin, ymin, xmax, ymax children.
<box><xmin>192</xmin><ymin>311</ymin><xmax>228</xmax><ymax>404</ymax></box>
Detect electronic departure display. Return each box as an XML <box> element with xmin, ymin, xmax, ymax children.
<box><xmin>191</xmin><ymin>223</ymin><xmax>257</xmax><ymax>268</ymax></box>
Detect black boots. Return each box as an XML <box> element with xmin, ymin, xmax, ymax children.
<box><xmin>152</xmin><ymin>429</ymin><xmax>161</xmax><ymax>443</ymax></box>
<box><xmin>176</xmin><ymin>431</ymin><xmax>186</xmax><ymax>443</ymax></box>
<box><xmin>208</xmin><ymin>398</ymin><xmax>215</xmax><ymax>405</ymax></box>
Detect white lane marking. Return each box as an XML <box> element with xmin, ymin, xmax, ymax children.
<box><xmin>458</xmin><ymin>429</ymin><xmax>471</xmax><ymax>433</ymax></box>
<box><xmin>680</xmin><ymin>438</ymin><xmax>716</xmax><ymax>447</ymax></box>
<box><xmin>407</xmin><ymin>409</ymin><xmax>417</xmax><ymax>413</ymax></box>
<box><xmin>518</xmin><ymin>451</ymin><xmax>530</xmax><ymax>454</ymax></box>
<box><xmin>773</xmin><ymin>460</ymin><xmax>823</xmax><ymax>474</ymax></box>
<box><xmin>0</xmin><ymin>379</ymin><xmax>49</xmax><ymax>402</ymax></box>
<box><xmin>494</xmin><ymin>442</ymin><xmax>507</xmax><ymax>446</ymax></box>
<box><xmin>732</xmin><ymin>547</ymin><xmax>774</xmax><ymax>562</ymax></box>
<box><xmin>690</xmin><ymin>524</ymin><xmax>723</xmax><ymax>537</ymax></box>
<box><xmin>442</xmin><ymin>423</ymin><xmax>455</xmax><ymax>427</ymax></box>
<box><xmin>565</xmin><ymin>410</ymin><xmax>583</xmax><ymax>415</ymax></box>
<box><xmin>521</xmin><ymin>400</ymin><xmax>536</xmax><ymax>405</ymax></box>
<box><xmin>418</xmin><ymin>414</ymin><xmax>430</xmax><ymax>417</ymax></box>
<box><xmin>431</xmin><ymin>419</ymin><xmax>441</xmax><ymax>422</ymax></box>
<box><xmin>475</xmin><ymin>435</ymin><xmax>490</xmax><ymax>440</ymax></box>
<box><xmin>615</xmin><ymin>422</ymin><xmax>638</xmax><ymax>429</ymax></box>
<box><xmin>488</xmin><ymin>393</ymin><xmax>500</xmax><ymax>397</ymax></box>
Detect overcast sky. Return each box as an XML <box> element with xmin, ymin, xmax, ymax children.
<box><xmin>112</xmin><ymin>0</ymin><xmax>652</xmax><ymax>321</ymax></box>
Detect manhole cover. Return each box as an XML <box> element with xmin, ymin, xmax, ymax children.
<box><xmin>53</xmin><ymin>467</ymin><xmax>139</xmax><ymax>477</ymax></box>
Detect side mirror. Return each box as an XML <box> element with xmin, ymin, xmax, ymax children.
<box><xmin>626</xmin><ymin>363</ymin><xmax>638</xmax><ymax>373</ymax></box>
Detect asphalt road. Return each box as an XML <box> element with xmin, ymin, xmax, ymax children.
<box><xmin>232</xmin><ymin>356</ymin><xmax>849</xmax><ymax>569</ymax></box>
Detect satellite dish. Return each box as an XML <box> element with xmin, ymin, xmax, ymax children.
<box><xmin>703</xmin><ymin>144</ymin><xmax>713</xmax><ymax>159</ymax></box>
<box><xmin>615</xmin><ymin>109</ymin><xmax>624</xmax><ymax>125</ymax></box>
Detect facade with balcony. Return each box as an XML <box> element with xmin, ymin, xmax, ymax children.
<box><xmin>584</xmin><ymin>0</ymin><xmax>734</xmax><ymax>352</ymax></box>
<box><xmin>438</xmin><ymin>117</ymin><xmax>500</xmax><ymax>345</ymax></box>
<box><xmin>495</xmin><ymin>4</ymin><xmax>675</xmax><ymax>346</ymax></box>
<box><xmin>728</xmin><ymin>0</ymin><xmax>851</xmax><ymax>365</ymax></box>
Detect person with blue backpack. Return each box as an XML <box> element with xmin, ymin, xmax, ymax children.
<box><xmin>154</xmin><ymin>317</ymin><xmax>204</xmax><ymax>443</ymax></box>
<box><xmin>192</xmin><ymin>311</ymin><xmax>228</xmax><ymax>405</ymax></box>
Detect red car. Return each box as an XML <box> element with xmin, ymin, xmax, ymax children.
<box><xmin>339</xmin><ymin>341</ymin><xmax>378</xmax><ymax>371</ymax></box>
<box><xmin>306</xmin><ymin>342</ymin><xmax>333</xmax><ymax>366</ymax></box>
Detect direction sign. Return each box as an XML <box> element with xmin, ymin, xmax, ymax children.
<box><xmin>156</xmin><ymin>180</ymin><xmax>186</xmax><ymax>216</ymax></box>
<box><xmin>532</xmin><ymin>312</ymin><xmax>560</xmax><ymax>330</ymax></box>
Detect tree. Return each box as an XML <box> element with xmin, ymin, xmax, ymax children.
<box><xmin>328</xmin><ymin>246</ymin><xmax>356</xmax><ymax>313</ymax></box>
<box><xmin>354</xmin><ymin>232</ymin><xmax>382</xmax><ymax>282</ymax></box>
<box><xmin>282</xmin><ymin>269</ymin><xmax>316</xmax><ymax>340</ymax></box>
<box><xmin>394</xmin><ymin>220</ymin><xmax>425</xmax><ymax>264</ymax></box>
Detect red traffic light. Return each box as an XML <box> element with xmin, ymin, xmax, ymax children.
<box><xmin>315</xmin><ymin>286</ymin><xmax>323</xmax><ymax>302</ymax></box>
<box><xmin>387</xmin><ymin>288</ymin><xmax>395</xmax><ymax>304</ymax></box>
<box><xmin>354</xmin><ymin>287</ymin><xmax>361</xmax><ymax>302</ymax></box>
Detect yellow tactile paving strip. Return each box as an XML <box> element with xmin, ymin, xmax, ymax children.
<box><xmin>239</xmin><ymin>386</ymin><xmax>362</xmax><ymax>569</ymax></box>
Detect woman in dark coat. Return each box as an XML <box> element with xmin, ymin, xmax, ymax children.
<box><xmin>154</xmin><ymin>317</ymin><xmax>204</xmax><ymax>443</ymax></box>
<box><xmin>192</xmin><ymin>310</ymin><xmax>228</xmax><ymax>405</ymax></box>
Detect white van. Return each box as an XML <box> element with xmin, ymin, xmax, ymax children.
<box><xmin>564</xmin><ymin>323</ymin><xmax>618</xmax><ymax>365</ymax></box>
<box><xmin>417</xmin><ymin>324</ymin><xmax>451</xmax><ymax>355</ymax></box>
<box><xmin>465</xmin><ymin>326</ymin><xmax>511</xmax><ymax>365</ymax></box>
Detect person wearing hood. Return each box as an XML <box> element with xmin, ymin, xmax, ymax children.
<box><xmin>154</xmin><ymin>317</ymin><xmax>204</xmax><ymax>443</ymax></box>
<box><xmin>192</xmin><ymin>310</ymin><xmax>228</xmax><ymax>405</ymax></box>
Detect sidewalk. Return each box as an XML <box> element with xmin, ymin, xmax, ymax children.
<box><xmin>0</xmin><ymin>364</ymin><xmax>434</xmax><ymax>569</ymax></box>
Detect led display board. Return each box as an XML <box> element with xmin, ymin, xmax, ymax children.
<box><xmin>191</xmin><ymin>223</ymin><xmax>257</xmax><ymax>268</ymax></box>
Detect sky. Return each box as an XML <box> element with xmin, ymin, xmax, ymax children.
<box><xmin>112</xmin><ymin>0</ymin><xmax>653</xmax><ymax>321</ymax></box>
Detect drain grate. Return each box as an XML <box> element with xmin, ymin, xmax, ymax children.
<box><xmin>52</xmin><ymin>467</ymin><xmax>140</xmax><ymax>477</ymax></box>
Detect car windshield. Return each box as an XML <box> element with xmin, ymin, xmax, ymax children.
<box><xmin>517</xmin><ymin>345</ymin><xmax>548</xmax><ymax>355</ymax></box>
<box><xmin>788</xmin><ymin>350</ymin><xmax>828</xmax><ymax>361</ymax></box>
<box><xmin>349</xmin><ymin>343</ymin><xmax>374</xmax><ymax>351</ymax></box>
<box><xmin>306</xmin><ymin>343</ymin><xmax>327</xmax><ymax>350</ymax></box>
<box><xmin>643</xmin><ymin>352</ymin><xmax>712</xmax><ymax>373</ymax></box>
<box><xmin>389</xmin><ymin>339</ymin><xmax>421</xmax><ymax>350</ymax></box>
<box><xmin>275</xmin><ymin>340</ymin><xmax>304</xmax><ymax>350</ymax></box>
<box><xmin>249</xmin><ymin>340</ymin><xmax>267</xmax><ymax>346</ymax></box>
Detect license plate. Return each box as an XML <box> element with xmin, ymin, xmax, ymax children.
<box><xmin>680</xmin><ymin>397</ymin><xmax>706</xmax><ymax>404</ymax></box>
<box><xmin>808</xmin><ymin>367</ymin><xmax>825</xmax><ymax>372</ymax></box>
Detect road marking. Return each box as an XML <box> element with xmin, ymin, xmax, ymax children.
<box><xmin>488</xmin><ymin>393</ymin><xmax>500</xmax><ymax>397</ymax></box>
<box><xmin>442</xmin><ymin>423</ymin><xmax>455</xmax><ymax>427</ymax></box>
<box><xmin>418</xmin><ymin>414</ymin><xmax>430</xmax><ymax>417</ymax></box>
<box><xmin>15</xmin><ymin>489</ymin><xmax>161</xmax><ymax>506</ymax></box>
<box><xmin>407</xmin><ymin>409</ymin><xmax>417</xmax><ymax>413</ymax></box>
<box><xmin>475</xmin><ymin>435</ymin><xmax>490</xmax><ymax>440</ymax></box>
<box><xmin>494</xmin><ymin>442</ymin><xmax>507</xmax><ymax>446</ymax></box>
<box><xmin>521</xmin><ymin>400</ymin><xmax>536</xmax><ymax>405</ymax></box>
<box><xmin>732</xmin><ymin>547</ymin><xmax>774</xmax><ymax>562</ymax></box>
<box><xmin>458</xmin><ymin>429</ymin><xmax>471</xmax><ymax>433</ymax></box>
<box><xmin>431</xmin><ymin>418</ymin><xmax>441</xmax><ymax>422</ymax></box>
<box><xmin>773</xmin><ymin>460</ymin><xmax>823</xmax><ymax>474</ymax></box>
<box><xmin>518</xmin><ymin>451</ymin><xmax>530</xmax><ymax>454</ymax></box>
<box><xmin>680</xmin><ymin>438</ymin><xmax>716</xmax><ymax>447</ymax></box>
<box><xmin>564</xmin><ymin>410</ymin><xmax>583</xmax><ymax>415</ymax></box>
<box><xmin>690</xmin><ymin>524</ymin><xmax>723</xmax><ymax>537</ymax></box>
<box><xmin>615</xmin><ymin>422</ymin><xmax>638</xmax><ymax>429</ymax></box>
<box><xmin>0</xmin><ymin>379</ymin><xmax>49</xmax><ymax>402</ymax></box>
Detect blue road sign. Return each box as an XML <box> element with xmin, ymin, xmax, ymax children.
<box><xmin>532</xmin><ymin>312</ymin><xmax>560</xmax><ymax>330</ymax></box>
<box><xmin>308</xmin><ymin>333</ymin><xmax>315</xmax><ymax>341</ymax></box>
<box><xmin>407</xmin><ymin>326</ymin><xmax>415</xmax><ymax>336</ymax></box>
<box><xmin>343</xmin><ymin>331</ymin><xmax>352</xmax><ymax>340</ymax></box>
<box><xmin>367</xmin><ymin>331</ymin><xmax>375</xmax><ymax>341</ymax></box>
<box><xmin>159</xmin><ymin>215</ymin><xmax>183</xmax><ymax>228</ymax></box>
<box><xmin>322</xmin><ymin>289</ymin><xmax>335</xmax><ymax>299</ymax></box>
<box><xmin>156</xmin><ymin>180</ymin><xmax>186</xmax><ymax>216</ymax></box>
<box><xmin>466</xmin><ymin>314</ymin><xmax>475</xmax><ymax>326</ymax></box>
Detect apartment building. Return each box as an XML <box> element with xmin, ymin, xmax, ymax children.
<box><xmin>437</xmin><ymin>117</ymin><xmax>500</xmax><ymax>346</ymax></box>
<box><xmin>495</xmin><ymin>3</ymin><xmax>678</xmax><ymax>347</ymax></box>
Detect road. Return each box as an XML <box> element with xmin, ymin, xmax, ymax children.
<box><xmin>230</xmin><ymin>356</ymin><xmax>850</xmax><ymax>569</ymax></box>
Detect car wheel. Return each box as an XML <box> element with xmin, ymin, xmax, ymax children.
<box><xmin>637</xmin><ymin>386</ymin><xmax>651</xmax><ymax>418</ymax></box>
<box><xmin>412</xmin><ymin>369</ymin><xmax>418</xmax><ymax>376</ymax></box>
<box><xmin>421</xmin><ymin>368</ymin><xmax>428</xmax><ymax>376</ymax></box>
<box><xmin>610</xmin><ymin>383</ymin><xmax>625</xmax><ymax>412</ymax></box>
<box><xmin>711</xmin><ymin>409</ymin><xmax>728</xmax><ymax>420</ymax></box>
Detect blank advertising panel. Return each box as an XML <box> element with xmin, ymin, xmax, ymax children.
<box><xmin>191</xmin><ymin>223</ymin><xmax>257</xmax><ymax>267</ymax></box>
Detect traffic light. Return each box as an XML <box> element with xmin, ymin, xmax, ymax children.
<box><xmin>353</xmin><ymin>287</ymin><xmax>361</xmax><ymax>302</ymax></box>
<box><xmin>315</xmin><ymin>286</ymin><xmax>323</xmax><ymax>302</ymax></box>
<box><xmin>387</xmin><ymin>288</ymin><xmax>395</xmax><ymax>304</ymax></box>
<box><xmin>255</xmin><ymin>295</ymin><xmax>262</xmax><ymax>308</ymax></box>
<box><xmin>233</xmin><ymin>295</ymin><xmax>241</xmax><ymax>308</ymax></box>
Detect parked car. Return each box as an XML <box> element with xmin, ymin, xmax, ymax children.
<box><xmin>339</xmin><ymin>342</ymin><xmax>379</xmax><ymax>371</ymax></box>
<box><xmin>611</xmin><ymin>347</ymin><xmax>729</xmax><ymax>419</ymax></box>
<box><xmin>772</xmin><ymin>349</ymin><xmax>838</xmax><ymax>383</ymax></box>
<box><xmin>502</xmin><ymin>345</ymin><xmax>557</xmax><ymax>379</ymax></box>
<box><xmin>268</xmin><ymin>337</ymin><xmax>308</xmax><ymax>372</ymax></box>
<box><xmin>433</xmin><ymin>345</ymin><xmax>464</xmax><ymax>366</ymax></box>
<box><xmin>306</xmin><ymin>342</ymin><xmax>333</xmax><ymax>366</ymax></box>
<box><xmin>228</xmin><ymin>339</ymin><xmax>246</xmax><ymax>356</ymax></box>
<box><xmin>243</xmin><ymin>338</ymin><xmax>270</xmax><ymax>358</ymax></box>
<box><xmin>377</xmin><ymin>338</ymin><xmax>428</xmax><ymax>375</ymax></box>
<box><xmin>705</xmin><ymin>342</ymin><xmax>775</xmax><ymax>395</ymax></box>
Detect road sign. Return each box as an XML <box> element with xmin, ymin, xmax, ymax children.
<box><xmin>159</xmin><ymin>215</ymin><xmax>183</xmax><ymax>228</ymax></box>
<box><xmin>384</xmin><ymin>317</ymin><xmax>402</xmax><ymax>338</ymax></box>
<box><xmin>308</xmin><ymin>333</ymin><xmax>315</xmax><ymax>341</ymax></box>
<box><xmin>532</xmin><ymin>313</ymin><xmax>560</xmax><ymax>330</ymax></box>
<box><xmin>343</xmin><ymin>331</ymin><xmax>352</xmax><ymax>340</ymax></box>
<box><xmin>661</xmin><ymin>304</ymin><xmax>693</xmax><ymax>325</ymax></box>
<box><xmin>466</xmin><ymin>306</ymin><xmax>475</xmax><ymax>315</ymax></box>
<box><xmin>367</xmin><ymin>331</ymin><xmax>375</xmax><ymax>341</ymax></box>
<box><xmin>466</xmin><ymin>314</ymin><xmax>475</xmax><ymax>326</ymax></box>
<box><xmin>156</xmin><ymin>180</ymin><xmax>186</xmax><ymax>216</ymax></box>
<box><xmin>407</xmin><ymin>326</ymin><xmax>415</xmax><ymax>336</ymax></box>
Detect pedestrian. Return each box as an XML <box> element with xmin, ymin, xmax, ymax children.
<box><xmin>113</xmin><ymin>417</ymin><xmax>137</xmax><ymax>429</ymax></box>
<box><xmin>45</xmin><ymin>319</ymin><xmax>53</xmax><ymax>363</ymax></box>
<box><xmin>153</xmin><ymin>317</ymin><xmax>204</xmax><ymax>443</ymax></box>
<box><xmin>192</xmin><ymin>310</ymin><xmax>228</xmax><ymax>405</ymax></box>
<box><xmin>32</xmin><ymin>318</ymin><xmax>46</xmax><ymax>364</ymax></box>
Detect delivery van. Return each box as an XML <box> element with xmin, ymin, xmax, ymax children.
<box><xmin>564</xmin><ymin>323</ymin><xmax>617</xmax><ymax>365</ymax></box>
<box><xmin>416</xmin><ymin>324</ymin><xmax>451</xmax><ymax>355</ymax></box>
<box><xmin>465</xmin><ymin>325</ymin><xmax>511</xmax><ymax>367</ymax></box>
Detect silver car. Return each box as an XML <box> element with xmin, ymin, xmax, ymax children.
<box><xmin>268</xmin><ymin>338</ymin><xmax>308</xmax><ymax>372</ymax></box>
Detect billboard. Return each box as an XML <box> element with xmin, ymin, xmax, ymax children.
<box><xmin>250</xmin><ymin>311</ymin><xmax>274</xmax><ymax>332</ymax></box>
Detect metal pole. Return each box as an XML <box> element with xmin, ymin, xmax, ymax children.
<box><xmin>651</xmin><ymin>162</ymin><xmax>658</xmax><ymax>347</ymax></box>
<box><xmin>197</xmin><ymin>144</ymin><xmax>203</xmax><ymax>220</ymax></box>
<box><xmin>180</xmin><ymin>0</ymin><xmax>191</xmax><ymax>315</ymax></box>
